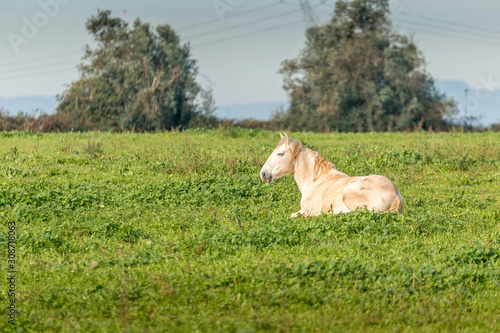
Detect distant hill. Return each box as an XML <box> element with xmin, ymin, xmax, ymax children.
<box><xmin>1</xmin><ymin>80</ymin><xmax>498</xmax><ymax>126</ymax></box>
<box><xmin>0</xmin><ymin>96</ymin><xmax>58</xmax><ymax>115</ymax></box>
<box><xmin>434</xmin><ymin>80</ymin><xmax>500</xmax><ymax>127</ymax></box>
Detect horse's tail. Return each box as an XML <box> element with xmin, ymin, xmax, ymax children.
<box><xmin>389</xmin><ymin>193</ymin><xmax>403</xmax><ymax>213</ymax></box>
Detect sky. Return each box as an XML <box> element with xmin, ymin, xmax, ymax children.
<box><xmin>0</xmin><ymin>0</ymin><xmax>499</xmax><ymax>112</ymax></box>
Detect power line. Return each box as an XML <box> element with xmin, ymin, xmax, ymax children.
<box><xmin>0</xmin><ymin>3</ymin><xmax>292</xmax><ymax>73</ymax></box>
<box><xmin>186</xmin><ymin>10</ymin><xmax>299</xmax><ymax>39</ymax></box>
<box><xmin>193</xmin><ymin>14</ymin><xmax>331</xmax><ymax>48</ymax></box>
<box><xmin>4</xmin><ymin>19</ymin><xmax>304</xmax><ymax>79</ymax></box>
<box><xmin>193</xmin><ymin>19</ymin><xmax>304</xmax><ymax>48</ymax></box>
<box><xmin>185</xmin><ymin>8</ymin><xmax>301</xmax><ymax>40</ymax></box>
<box><xmin>190</xmin><ymin>1</ymin><xmax>337</xmax><ymax>48</ymax></box>
<box><xmin>0</xmin><ymin>2</ymin><xmax>304</xmax><ymax>82</ymax></box>
<box><xmin>314</xmin><ymin>6</ymin><xmax>500</xmax><ymax>47</ymax></box>
<box><xmin>0</xmin><ymin>65</ymin><xmax>77</xmax><ymax>81</ymax></box>
<box><xmin>177</xmin><ymin>2</ymin><xmax>284</xmax><ymax>31</ymax></box>
<box><xmin>181</xmin><ymin>0</ymin><xmax>335</xmax><ymax>42</ymax></box>
<box><xmin>7</xmin><ymin>3</ymin><xmax>500</xmax><ymax>82</ymax></box>
<box><xmin>399</xmin><ymin>13</ymin><xmax>500</xmax><ymax>38</ymax></box>
<box><xmin>395</xmin><ymin>18</ymin><xmax>500</xmax><ymax>46</ymax></box>
<box><xmin>0</xmin><ymin>58</ymin><xmax>80</xmax><ymax>75</ymax></box>
<box><xmin>0</xmin><ymin>50</ymin><xmax>83</xmax><ymax>69</ymax></box>
<box><xmin>395</xmin><ymin>17</ymin><xmax>500</xmax><ymax>44</ymax></box>
<box><xmin>0</xmin><ymin>1</ymin><xmax>335</xmax><ymax>75</ymax></box>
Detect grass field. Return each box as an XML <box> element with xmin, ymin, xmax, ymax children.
<box><xmin>0</xmin><ymin>128</ymin><xmax>499</xmax><ymax>332</ymax></box>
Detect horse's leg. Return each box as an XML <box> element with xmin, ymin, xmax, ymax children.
<box><xmin>290</xmin><ymin>209</ymin><xmax>305</xmax><ymax>218</ymax></box>
<box><xmin>290</xmin><ymin>208</ymin><xmax>321</xmax><ymax>218</ymax></box>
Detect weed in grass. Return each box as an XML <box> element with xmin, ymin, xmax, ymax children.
<box><xmin>84</xmin><ymin>139</ymin><xmax>104</xmax><ymax>158</ymax></box>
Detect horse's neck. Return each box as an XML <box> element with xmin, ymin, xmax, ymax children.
<box><xmin>293</xmin><ymin>149</ymin><xmax>314</xmax><ymax>194</ymax></box>
<box><xmin>293</xmin><ymin>147</ymin><xmax>346</xmax><ymax>195</ymax></box>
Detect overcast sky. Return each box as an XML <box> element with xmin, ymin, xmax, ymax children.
<box><xmin>1</xmin><ymin>0</ymin><xmax>499</xmax><ymax>106</ymax></box>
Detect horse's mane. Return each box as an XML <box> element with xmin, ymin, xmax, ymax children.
<box><xmin>282</xmin><ymin>137</ymin><xmax>336</xmax><ymax>182</ymax></box>
<box><xmin>312</xmin><ymin>153</ymin><xmax>336</xmax><ymax>182</ymax></box>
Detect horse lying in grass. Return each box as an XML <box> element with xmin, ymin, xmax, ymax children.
<box><xmin>260</xmin><ymin>133</ymin><xmax>403</xmax><ymax>218</ymax></box>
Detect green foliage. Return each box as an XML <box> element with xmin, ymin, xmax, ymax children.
<box><xmin>276</xmin><ymin>0</ymin><xmax>456</xmax><ymax>132</ymax></box>
<box><xmin>490</xmin><ymin>123</ymin><xmax>500</xmax><ymax>132</ymax></box>
<box><xmin>0</xmin><ymin>130</ymin><xmax>499</xmax><ymax>332</ymax></box>
<box><xmin>56</xmin><ymin>10</ymin><xmax>216</xmax><ymax>131</ymax></box>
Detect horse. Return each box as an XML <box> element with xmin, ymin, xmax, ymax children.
<box><xmin>260</xmin><ymin>133</ymin><xmax>403</xmax><ymax>218</ymax></box>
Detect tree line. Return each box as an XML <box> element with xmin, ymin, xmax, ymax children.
<box><xmin>2</xmin><ymin>1</ymin><xmax>493</xmax><ymax>133</ymax></box>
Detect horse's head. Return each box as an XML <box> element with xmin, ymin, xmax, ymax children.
<box><xmin>260</xmin><ymin>133</ymin><xmax>302</xmax><ymax>183</ymax></box>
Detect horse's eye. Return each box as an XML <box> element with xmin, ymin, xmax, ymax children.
<box><xmin>277</xmin><ymin>153</ymin><xmax>284</xmax><ymax>157</ymax></box>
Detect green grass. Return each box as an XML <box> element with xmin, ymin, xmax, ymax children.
<box><xmin>0</xmin><ymin>129</ymin><xmax>499</xmax><ymax>332</ymax></box>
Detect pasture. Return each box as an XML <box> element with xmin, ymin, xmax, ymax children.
<box><xmin>0</xmin><ymin>129</ymin><xmax>499</xmax><ymax>332</ymax></box>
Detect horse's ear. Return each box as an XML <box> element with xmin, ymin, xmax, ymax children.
<box><xmin>283</xmin><ymin>132</ymin><xmax>290</xmax><ymax>148</ymax></box>
<box><xmin>279</xmin><ymin>132</ymin><xmax>284</xmax><ymax>139</ymax></box>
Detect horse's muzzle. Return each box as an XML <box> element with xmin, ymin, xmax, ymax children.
<box><xmin>260</xmin><ymin>170</ymin><xmax>273</xmax><ymax>183</ymax></box>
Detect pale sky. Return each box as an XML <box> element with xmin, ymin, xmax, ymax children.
<box><xmin>1</xmin><ymin>0</ymin><xmax>500</xmax><ymax>106</ymax></box>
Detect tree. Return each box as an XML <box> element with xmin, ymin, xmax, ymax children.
<box><xmin>56</xmin><ymin>10</ymin><xmax>215</xmax><ymax>131</ymax></box>
<box><xmin>275</xmin><ymin>0</ymin><xmax>456</xmax><ymax>132</ymax></box>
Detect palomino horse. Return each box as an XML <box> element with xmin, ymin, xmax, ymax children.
<box><xmin>260</xmin><ymin>133</ymin><xmax>403</xmax><ymax>217</ymax></box>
